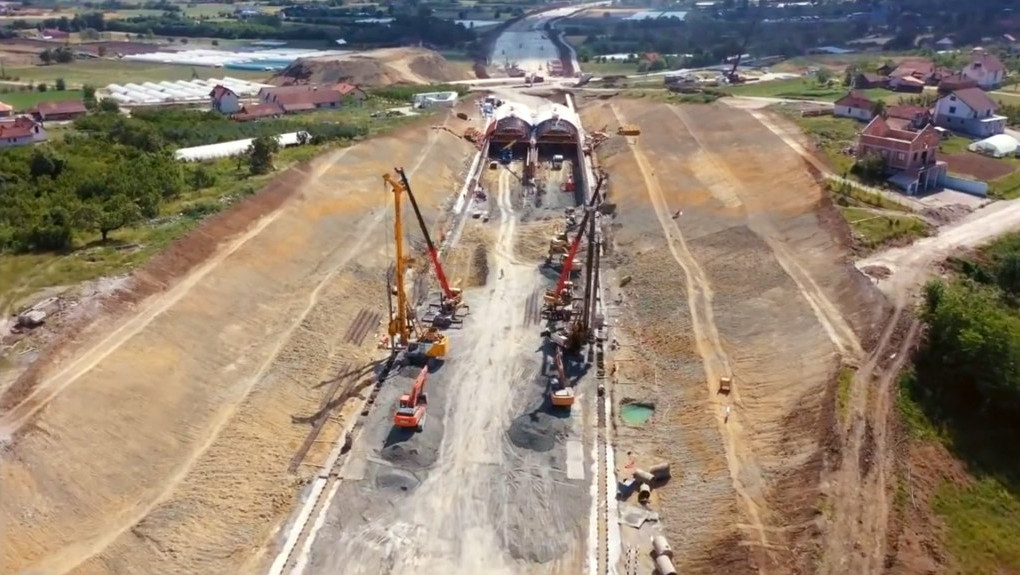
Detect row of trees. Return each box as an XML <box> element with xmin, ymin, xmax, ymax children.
<box><xmin>0</xmin><ymin>108</ymin><xmax>368</xmax><ymax>253</ymax></box>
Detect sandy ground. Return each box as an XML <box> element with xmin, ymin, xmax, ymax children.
<box><xmin>272</xmin><ymin>47</ymin><xmax>472</xmax><ymax>87</ymax></box>
<box><xmin>301</xmin><ymin>163</ymin><xmax>591</xmax><ymax>574</ymax></box>
<box><xmin>582</xmin><ymin>97</ymin><xmax>888</xmax><ymax>574</ymax></box>
<box><xmin>0</xmin><ymin>106</ymin><xmax>481</xmax><ymax>575</ymax></box>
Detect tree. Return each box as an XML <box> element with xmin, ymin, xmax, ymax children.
<box><xmin>815</xmin><ymin>67</ymin><xmax>833</xmax><ymax>85</ymax></box>
<box><xmin>97</xmin><ymin>98</ymin><xmax>120</xmax><ymax>113</ymax></box>
<box><xmin>97</xmin><ymin>44</ymin><xmax>107</xmax><ymax>57</ymax></box>
<box><xmin>77</xmin><ymin>194</ymin><xmax>142</xmax><ymax>241</ymax></box>
<box><xmin>37</xmin><ymin>83</ymin><xmax>47</xmax><ymax>92</ymax></box>
<box><xmin>39</xmin><ymin>49</ymin><xmax>53</xmax><ymax>65</ymax></box>
<box><xmin>83</xmin><ymin>84</ymin><xmax>96</xmax><ymax>108</ymax></box>
<box><xmin>55</xmin><ymin>77</ymin><xmax>66</xmax><ymax>91</ymax></box>
<box><xmin>247</xmin><ymin>135</ymin><xmax>279</xmax><ymax>175</ymax></box>
<box><xmin>872</xmin><ymin>99</ymin><xmax>886</xmax><ymax>118</ymax></box>
<box><xmin>852</xmin><ymin>151</ymin><xmax>885</xmax><ymax>181</ymax></box>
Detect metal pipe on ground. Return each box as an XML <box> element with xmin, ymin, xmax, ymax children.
<box><xmin>651</xmin><ymin>535</ymin><xmax>673</xmax><ymax>559</ymax></box>
<box><xmin>633</xmin><ymin>468</ymin><xmax>654</xmax><ymax>484</ymax></box>
<box><xmin>649</xmin><ymin>461</ymin><xmax>671</xmax><ymax>480</ymax></box>
<box><xmin>654</xmin><ymin>554</ymin><xmax>678</xmax><ymax>575</ymax></box>
<box><xmin>637</xmin><ymin>483</ymin><xmax>651</xmax><ymax>504</ymax></box>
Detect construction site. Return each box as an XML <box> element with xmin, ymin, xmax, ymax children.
<box><xmin>8</xmin><ymin>7</ymin><xmax>1020</xmax><ymax>575</ymax></box>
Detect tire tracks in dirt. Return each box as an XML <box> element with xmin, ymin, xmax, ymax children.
<box><xmin>666</xmin><ymin>105</ymin><xmax>863</xmax><ymax>361</ymax></box>
<box><xmin>607</xmin><ymin>102</ymin><xmax>775</xmax><ymax>565</ymax></box>
<box><xmin>21</xmin><ymin>129</ymin><xmax>447</xmax><ymax>575</ymax></box>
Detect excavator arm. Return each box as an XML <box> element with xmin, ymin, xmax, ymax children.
<box><xmin>397</xmin><ymin>168</ymin><xmax>457</xmax><ymax>303</ymax></box>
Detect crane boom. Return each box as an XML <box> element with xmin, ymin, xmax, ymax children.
<box><xmin>383</xmin><ymin>172</ymin><xmax>410</xmax><ymax>346</ymax></box>
<box><xmin>398</xmin><ymin>168</ymin><xmax>455</xmax><ymax>301</ymax></box>
<box><xmin>552</xmin><ymin>175</ymin><xmax>605</xmax><ymax>296</ymax></box>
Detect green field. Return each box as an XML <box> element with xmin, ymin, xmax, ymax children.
<box><xmin>726</xmin><ymin>77</ymin><xmax>906</xmax><ymax>104</ymax></box>
<box><xmin>0</xmin><ymin>89</ymin><xmax>83</xmax><ymax>111</ymax></box>
<box><xmin>838</xmin><ymin>206</ymin><xmax>930</xmax><ymax>250</ymax></box>
<box><xmin>780</xmin><ymin>111</ymin><xmax>861</xmax><ymax>173</ymax></box>
<box><xmin>4</xmin><ymin>60</ymin><xmax>271</xmax><ymax>89</ymax></box>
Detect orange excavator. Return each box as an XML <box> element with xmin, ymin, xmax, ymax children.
<box><xmin>549</xmin><ymin>346</ymin><xmax>574</xmax><ymax>408</ymax></box>
<box><xmin>398</xmin><ymin>168</ymin><xmax>468</xmax><ymax>325</ymax></box>
<box><xmin>394</xmin><ymin>365</ymin><xmax>429</xmax><ymax>431</ymax></box>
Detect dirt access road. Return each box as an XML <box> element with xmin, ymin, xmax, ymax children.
<box><xmin>300</xmin><ymin>164</ymin><xmax>591</xmax><ymax>574</ymax></box>
<box><xmin>0</xmin><ymin>108</ymin><xmax>480</xmax><ymax>575</ymax></box>
<box><xmin>583</xmin><ymin>98</ymin><xmax>887</xmax><ymax>574</ymax></box>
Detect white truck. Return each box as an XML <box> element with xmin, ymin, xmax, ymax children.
<box><xmin>551</xmin><ymin>154</ymin><xmax>564</xmax><ymax>170</ymax></box>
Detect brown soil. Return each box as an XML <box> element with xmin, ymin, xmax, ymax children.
<box><xmin>271</xmin><ymin>47</ymin><xmax>471</xmax><ymax>87</ymax></box>
<box><xmin>584</xmin><ymin>98</ymin><xmax>887</xmax><ymax>574</ymax></box>
<box><xmin>942</xmin><ymin>153</ymin><xmax>1017</xmax><ymax>181</ymax></box>
<box><xmin>443</xmin><ymin>223</ymin><xmax>493</xmax><ymax>288</ymax></box>
<box><xmin>0</xmin><ymin>102</ymin><xmax>483</xmax><ymax>575</ymax></box>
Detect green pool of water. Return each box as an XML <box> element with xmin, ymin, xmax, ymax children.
<box><xmin>620</xmin><ymin>403</ymin><xmax>655</xmax><ymax>426</ymax></box>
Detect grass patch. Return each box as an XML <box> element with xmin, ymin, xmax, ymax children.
<box><xmin>0</xmin><ymin>89</ymin><xmax>83</xmax><ymax>111</ymax></box>
<box><xmin>780</xmin><ymin>111</ymin><xmax>861</xmax><ymax>173</ymax></box>
<box><xmin>583</xmin><ymin>60</ymin><xmax>642</xmax><ymax>77</ymax></box>
<box><xmin>726</xmin><ymin>77</ymin><xmax>845</xmax><ymax>101</ymax></box>
<box><xmin>836</xmin><ymin>365</ymin><xmax>855</xmax><ymax>421</ymax></box>
<box><xmin>838</xmin><ymin>206</ymin><xmax>930</xmax><ymax>250</ymax></box>
<box><xmin>3</xmin><ymin>60</ymin><xmax>269</xmax><ymax>89</ymax></box>
<box><xmin>828</xmin><ymin>179</ymin><xmax>911</xmax><ymax>212</ymax></box>
<box><xmin>988</xmin><ymin>161</ymin><xmax>1020</xmax><ymax>200</ymax></box>
<box><xmin>939</xmin><ymin>134</ymin><xmax>974</xmax><ymax>155</ymax></box>
<box><xmin>933</xmin><ymin>478</ymin><xmax>1020</xmax><ymax>575</ymax></box>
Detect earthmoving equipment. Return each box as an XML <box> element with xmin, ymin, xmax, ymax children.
<box><xmin>549</xmin><ymin>346</ymin><xmax>575</xmax><ymax>408</ymax></box>
<box><xmin>382</xmin><ymin>170</ymin><xmax>450</xmax><ymax>361</ymax></box>
<box><xmin>397</xmin><ymin>168</ymin><xmax>468</xmax><ymax>325</ymax></box>
<box><xmin>723</xmin><ymin>12</ymin><xmax>760</xmax><ymax>84</ymax></box>
<box><xmin>551</xmin><ymin>154</ymin><xmax>564</xmax><ymax>170</ymax></box>
<box><xmin>543</xmin><ymin>176</ymin><xmax>604</xmax><ymax>313</ymax></box>
<box><xmin>718</xmin><ymin>376</ymin><xmax>732</xmax><ymax>395</ymax></box>
<box><xmin>394</xmin><ymin>365</ymin><xmax>430</xmax><ymax>431</ymax></box>
<box><xmin>617</xmin><ymin>125</ymin><xmax>641</xmax><ymax>136</ymax></box>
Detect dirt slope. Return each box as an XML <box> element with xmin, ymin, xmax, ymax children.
<box><xmin>0</xmin><ymin>106</ymin><xmax>481</xmax><ymax>575</ymax></box>
<box><xmin>271</xmin><ymin>47</ymin><xmax>470</xmax><ymax>87</ymax></box>
<box><xmin>583</xmin><ymin>98</ymin><xmax>887</xmax><ymax>574</ymax></box>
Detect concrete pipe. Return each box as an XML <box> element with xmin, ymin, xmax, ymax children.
<box><xmin>655</xmin><ymin>554</ymin><xmax>677</xmax><ymax>575</ymax></box>
<box><xmin>650</xmin><ymin>462</ymin><xmax>671</xmax><ymax>480</ymax></box>
<box><xmin>637</xmin><ymin>483</ymin><xmax>651</xmax><ymax>503</ymax></box>
<box><xmin>634</xmin><ymin>469</ymin><xmax>655</xmax><ymax>484</ymax></box>
<box><xmin>651</xmin><ymin>535</ymin><xmax>674</xmax><ymax>559</ymax></box>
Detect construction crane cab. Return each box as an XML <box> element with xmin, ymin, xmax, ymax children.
<box><xmin>549</xmin><ymin>347</ymin><xmax>574</xmax><ymax>408</ymax></box>
<box><xmin>394</xmin><ymin>366</ymin><xmax>429</xmax><ymax>431</ymax></box>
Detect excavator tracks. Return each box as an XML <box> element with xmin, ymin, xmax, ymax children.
<box><xmin>523</xmin><ymin>288</ymin><xmax>543</xmax><ymax>327</ymax></box>
<box><xmin>344</xmin><ymin>308</ymin><xmax>382</xmax><ymax>346</ymax></box>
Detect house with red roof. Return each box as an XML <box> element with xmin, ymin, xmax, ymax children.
<box><xmin>961</xmin><ymin>47</ymin><xmax>1006</xmax><ymax>89</ymax></box>
<box><xmin>231</xmin><ymin>102</ymin><xmax>284</xmax><ymax>122</ymax></box>
<box><xmin>856</xmin><ymin>116</ymin><xmax>946</xmax><ymax>196</ymax></box>
<box><xmin>934</xmin><ymin>88</ymin><xmax>1006</xmax><ymax>137</ymax></box>
<box><xmin>29</xmin><ymin>99</ymin><xmax>87</xmax><ymax>122</ymax></box>
<box><xmin>884</xmin><ymin>105</ymin><xmax>933</xmax><ymax>131</ymax></box>
<box><xmin>0</xmin><ymin>100</ymin><xmax>12</xmax><ymax>118</ymax></box>
<box><xmin>0</xmin><ymin>115</ymin><xmax>45</xmax><ymax>148</ymax></box>
<box><xmin>834</xmin><ymin>91</ymin><xmax>877</xmax><ymax>121</ymax></box>
<box><xmin>210</xmin><ymin>84</ymin><xmax>241</xmax><ymax>114</ymax></box>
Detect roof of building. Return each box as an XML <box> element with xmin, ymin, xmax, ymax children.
<box><xmin>860</xmin><ymin>115</ymin><xmax>940</xmax><ymax>151</ymax></box>
<box><xmin>232</xmin><ymin>102</ymin><xmax>283</xmax><ymax>121</ymax></box>
<box><xmin>835</xmin><ymin>91</ymin><xmax>875</xmax><ymax>110</ymax></box>
<box><xmin>0</xmin><ymin>115</ymin><xmax>37</xmax><ymax>138</ymax></box>
<box><xmin>948</xmin><ymin>87</ymin><xmax>998</xmax><ymax>112</ymax></box>
<box><xmin>856</xmin><ymin>72</ymin><xmax>885</xmax><ymax>83</ymax></box>
<box><xmin>210</xmin><ymin>84</ymin><xmax>238</xmax><ymax>100</ymax></box>
<box><xmin>891</xmin><ymin>58</ymin><xmax>934</xmax><ymax>77</ymax></box>
<box><xmin>333</xmin><ymin>82</ymin><xmax>361</xmax><ymax>96</ymax></box>
<box><xmin>969</xmin><ymin>49</ymin><xmax>1006</xmax><ymax>73</ymax></box>
<box><xmin>939</xmin><ymin>73</ymin><xmax>978</xmax><ymax>88</ymax></box>
<box><xmin>0</xmin><ymin>100</ymin><xmax>11</xmax><ymax>112</ymax></box>
<box><xmin>31</xmin><ymin>99</ymin><xmax>87</xmax><ymax>117</ymax></box>
<box><xmin>273</xmin><ymin>87</ymin><xmax>344</xmax><ymax>109</ymax></box>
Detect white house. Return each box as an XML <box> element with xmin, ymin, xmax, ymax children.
<box><xmin>210</xmin><ymin>84</ymin><xmax>241</xmax><ymax>114</ymax></box>
<box><xmin>0</xmin><ymin>115</ymin><xmax>45</xmax><ymax>148</ymax></box>
<box><xmin>934</xmin><ymin>88</ymin><xmax>1006</xmax><ymax>138</ymax></box>
<box><xmin>961</xmin><ymin>47</ymin><xmax>1006</xmax><ymax>89</ymax></box>
<box><xmin>833</xmin><ymin>91</ymin><xmax>876</xmax><ymax>121</ymax></box>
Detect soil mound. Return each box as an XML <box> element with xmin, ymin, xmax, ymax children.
<box><xmin>271</xmin><ymin>47</ymin><xmax>469</xmax><ymax>87</ymax></box>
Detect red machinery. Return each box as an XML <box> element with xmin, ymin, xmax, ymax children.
<box><xmin>543</xmin><ymin>183</ymin><xmax>602</xmax><ymax>311</ymax></box>
<box><xmin>394</xmin><ymin>366</ymin><xmax>429</xmax><ymax>431</ymax></box>
<box><xmin>398</xmin><ymin>168</ymin><xmax>468</xmax><ymax>320</ymax></box>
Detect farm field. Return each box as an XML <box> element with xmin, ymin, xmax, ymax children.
<box><xmin>4</xmin><ymin>60</ymin><xmax>271</xmax><ymax>88</ymax></box>
<box><xmin>0</xmin><ymin>89</ymin><xmax>83</xmax><ymax>110</ymax></box>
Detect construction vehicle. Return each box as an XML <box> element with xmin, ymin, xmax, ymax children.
<box><xmin>718</xmin><ymin>376</ymin><xmax>732</xmax><ymax>395</ymax></box>
<box><xmin>397</xmin><ymin>168</ymin><xmax>468</xmax><ymax>326</ymax></box>
<box><xmin>382</xmin><ymin>170</ymin><xmax>450</xmax><ymax>361</ymax></box>
<box><xmin>723</xmin><ymin>14</ymin><xmax>760</xmax><ymax>84</ymax></box>
<box><xmin>549</xmin><ymin>346</ymin><xmax>574</xmax><ymax>408</ymax></box>
<box><xmin>617</xmin><ymin>125</ymin><xmax>641</xmax><ymax>136</ymax></box>
<box><xmin>394</xmin><ymin>366</ymin><xmax>429</xmax><ymax>431</ymax></box>
<box><xmin>551</xmin><ymin>154</ymin><xmax>564</xmax><ymax>170</ymax></box>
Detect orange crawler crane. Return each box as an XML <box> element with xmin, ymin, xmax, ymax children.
<box><xmin>394</xmin><ymin>366</ymin><xmax>429</xmax><ymax>431</ymax></box>
<box><xmin>549</xmin><ymin>346</ymin><xmax>574</xmax><ymax>408</ymax></box>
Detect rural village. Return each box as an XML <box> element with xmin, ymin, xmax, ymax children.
<box><xmin>3</xmin><ymin>1</ymin><xmax>1020</xmax><ymax>575</ymax></box>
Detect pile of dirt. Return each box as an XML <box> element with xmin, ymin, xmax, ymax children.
<box><xmin>920</xmin><ymin>204</ymin><xmax>973</xmax><ymax>226</ymax></box>
<box><xmin>271</xmin><ymin>47</ymin><xmax>470</xmax><ymax>87</ymax></box>
<box><xmin>507</xmin><ymin>410</ymin><xmax>570</xmax><ymax>452</ymax></box>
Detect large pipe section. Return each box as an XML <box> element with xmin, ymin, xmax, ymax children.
<box><xmin>654</xmin><ymin>554</ymin><xmax>678</xmax><ymax>575</ymax></box>
<box><xmin>651</xmin><ymin>535</ymin><xmax>673</xmax><ymax>559</ymax></box>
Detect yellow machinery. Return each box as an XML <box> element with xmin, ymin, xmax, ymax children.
<box><xmin>382</xmin><ymin>171</ymin><xmax>449</xmax><ymax>360</ymax></box>
<box><xmin>617</xmin><ymin>125</ymin><xmax>641</xmax><ymax>136</ymax></box>
<box><xmin>549</xmin><ymin>346</ymin><xmax>574</xmax><ymax>408</ymax></box>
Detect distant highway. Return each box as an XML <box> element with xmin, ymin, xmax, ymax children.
<box><xmin>487</xmin><ymin>3</ymin><xmax>608</xmax><ymax>77</ymax></box>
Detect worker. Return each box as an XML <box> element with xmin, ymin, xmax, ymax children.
<box><xmin>500</xmin><ymin>268</ymin><xmax>505</xmax><ymax>279</ymax></box>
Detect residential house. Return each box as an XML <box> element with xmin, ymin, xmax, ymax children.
<box><xmin>885</xmin><ymin>105</ymin><xmax>933</xmax><ymax>131</ymax></box>
<box><xmin>231</xmin><ymin>102</ymin><xmax>284</xmax><ymax>122</ymax></box>
<box><xmin>853</xmin><ymin>72</ymin><xmax>886</xmax><ymax>89</ymax></box>
<box><xmin>834</xmin><ymin>91</ymin><xmax>876</xmax><ymax>121</ymax></box>
<box><xmin>334</xmin><ymin>82</ymin><xmax>369</xmax><ymax>103</ymax></box>
<box><xmin>856</xmin><ymin>116</ymin><xmax>946</xmax><ymax>196</ymax></box>
<box><xmin>0</xmin><ymin>100</ymin><xmax>11</xmax><ymax>117</ymax></box>
<box><xmin>210</xmin><ymin>84</ymin><xmax>241</xmax><ymax>114</ymax></box>
<box><xmin>961</xmin><ymin>47</ymin><xmax>1006</xmax><ymax>89</ymax></box>
<box><xmin>0</xmin><ymin>115</ymin><xmax>45</xmax><ymax>148</ymax></box>
<box><xmin>260</xmin><ymin>85</ymin><xmax>344</xmax><ymax>113</ymax></box>
<box><xmin>934</xmin><ymin>88</ymin><xmax>1006</xmax><ymax>137</ymax></box>
<box><xmin>29</xmin><ymin>99</ymin><xmax>87</xmax><ymax>122</ymax></box>
<box><xmin>937</xmin><ymin>73</ymin><xmax>978</xmax><ymax>96</ymax></box>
